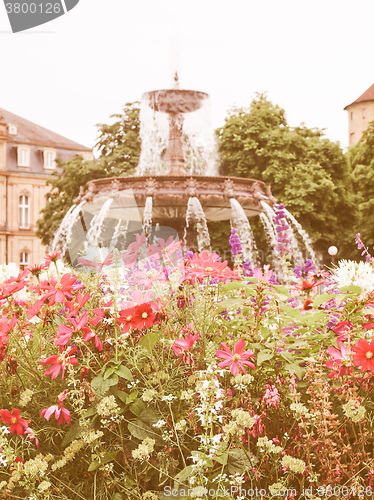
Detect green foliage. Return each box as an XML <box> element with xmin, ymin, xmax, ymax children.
<box><xmin>217</xmin><ymin>93</ymin><xmax>358</xmax><ymax>260</ymax></box>
<box><xmin>350</xmin><ymin>120</ymin><xmax>374</xmax><ymax>250</ymax></box>
<box><xmin>36</xmin><ymin>103</ymin><xmax>141</xmax><ymax>246</ymax></box>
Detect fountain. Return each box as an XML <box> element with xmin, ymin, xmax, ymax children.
<box><xmin>52</xmin><ymin>74</ymin><xmax>318</xmax><ymax>270</ymax></box>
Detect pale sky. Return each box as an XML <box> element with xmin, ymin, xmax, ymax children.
<box><xmin>0</xmin><ymin>0</ymin><xmax>373</xmax><ymax>152</ymax></box>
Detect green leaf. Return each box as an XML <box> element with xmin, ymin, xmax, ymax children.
<box><xmin>103</xmin><ymin>366</ymin><xmax>116</xmax><ymax>380</ymax></box>
<box><xmin>91</xmin><ymin>374</ymin><xmax>119</xmax><ymax>399</ymax></box>
<box><xmin>273</xmin><ymin>285</ymin><xmax>290</xmax><ymax>296</ymax></box>
<box><xmin>282</xmin><ymin>305</ymin><xmax>302</xmax><ymax>320</ymax></box>
<box><xmin>227</xmin><ymin>448</ymin><xmax>250</xmax><ymax>475</ymax></box>
<box><xmin>88</xmin><ymin>451</ymin><xmax>118</xmax><ymax>472</ymax></box>
<box><xmin>175</xmin><ymin>465</ymin><xmax>194</xmax><ymax>482</ymax></box>
<box><xmin>138</xmin><ymin>332</ymin><xmax>159</xmax><ymax>354</ymax></box>
<box><xmin>215</xmin><ymin>298</ymin><xmax>242</xmax><ymax>313</ymax></box>
<box><xmin>61</xmin><ymin>422</ymin><xmax>82</xmax><ymax>448</ymax></box>
<box><xmin>256</xmin><ymin>349</ymin><xmax>274</xmax><ymax>366</ymax></box>
<box><xmin>115</xmin><ymin>365</ymin><xmax>133</xmax><ymax>380</ymax></box>
<box><xmin>339</xmin><ymin>285</ymin><xmax>362</xmax><ymax>294</ymax></box>
<box><xmin>313</xmin><ymin>293</ymin><xmax>335</xmax><ymax>308</ymax></box>
<box><xmin>130</xmin><ymin>399</ymin><xmax>146</xmax><ymax>416</ymax></box>
<box><xmin>128</xmin><ymin>419</ymin><xmax>163</xmax><ymax>444</ymax></box>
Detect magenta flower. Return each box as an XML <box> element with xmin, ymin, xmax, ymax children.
<box><xmin>41</xmin><ymin>390</ymin><xmax>71</xmax><ymax>425</ymax></box>
<box><xmin>172</xmin><ymin>333</ymin><xmax>199</xmax><ymax>365</ymax></box>
<box><xmin>326</xmin><ymin>341</ymin><xmax>353</xmax><ymax>378</ymax></box>
<box><xmin>216</xmin><ymin>339</ymin><xmax>255</xmax><ymax>376</ymax></box>
<box><xmin>40</xmin><ymin>347</ymin><xmax>78</xmax><ymax>380</ymax></box>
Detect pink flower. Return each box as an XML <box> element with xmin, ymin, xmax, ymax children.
<box><xmin>262</xmin><ymin>384</ymin><xmax>281</xmax><ymax>408</ymax></box>
<box><xmin>55</xmin><ymin>312</ymin><xmax>92</xmax><ymax>347</ymax></box>
<box><xmin>182</xmin><ymin>251</ymin><xmax>239</xmax><ymax>284</ymax></box>
<box><xmin>251</xmin><ymin>268</ymin><xmax>273</xmax><ymax>282</ymax></box>
<box><xmin>24</xmin><ymin>427</ymin><xmax>39</xmax><ymax>448</ymax></box>
<box><xmin>352</xmin><ymin>338</ymin><xmax>374</xmax><ymax>373</ymax></box>
<box><xmin>149</xmin><ymin>236</ymin><xmax>181</xmax><ymax>260</ymax></box>
<box><xmin>40</xmin><ymin>347</ymin><xmax>78</xmax><ymax>380</ymax></box>
<box><xmin>172</xmin><ymin>333</ymin><xmax>199</xmax><ymax>365</ymax></box>
<box><xmin>41</xmin><ymin>390</ymin><xmax>71</xmax><ymax>425</ymax></box>
<box><xmin>216</xmin><ymin>339</ymin><xmax>255</xmax><ymax>376</ymax></box>
<box><xmin>326</xmin><ymin>340</ymin><xmax>353</xmax><ymax>378</ymax></box>
<box><xmin>333</xmin><ymin>321</ymin><xmax>354</xmax><ymax>341</ymax></box>
<box><xmin>40</xmin><ymin>274</ymin><xmax>84</xmax><ymax>305</ymax></box>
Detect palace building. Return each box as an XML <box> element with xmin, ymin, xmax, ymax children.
<box><xmin>0</xmin><ymin>108</ymin><xmax>93</xmax><ymax>267</ymax></box>
<box><xmin>344</xmin><ymin>83</ymin><xmax>374</xmax><ymax>146</ymax></box>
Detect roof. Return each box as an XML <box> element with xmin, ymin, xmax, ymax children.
<box><xmin>0</xmin><ymin>107</ymin><xmax>91</xmax><ymax>151</ymax></box>
<box><xmin>344</xmin><ymin>83</ymin><xmax>374</xmax><ymax>110</ymax></box>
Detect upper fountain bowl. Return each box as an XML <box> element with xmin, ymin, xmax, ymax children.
<box><xmin>142</xmin><ymin>89</ymin><xmax>209</xmax><ymax>114</ymax></box>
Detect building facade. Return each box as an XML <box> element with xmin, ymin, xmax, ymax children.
<box><xmin>344</xmin><ymin>83</ymin><xmax>374</xmax><ymax>146</ymax></box>
<box><xmin>0</xmin><ymin>108</ymin><xmax>93</xmax><ymax>267</ymax></box>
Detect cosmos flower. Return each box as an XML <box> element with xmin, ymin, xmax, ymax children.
<box><xmin>326</xmin><ymin>341</ymin><xmax>353</xmax><ymax>378</ymax></box>
<box><xmin>0</xmin><ymin>408</ymin><xmax>28</xmax><ymax>435</ymax></box>
<box><xmin>182</xmin><ymin>251</ymin><xmax>239</xmax><ymax>284</ymax></box>
<box><xmin>352</xmin><ymin>338</ymin><xmax>374</xmax><ymax>373</ymax></box>
<box><xmin>172</xmin><ymin>333</ymin><xmax>199</xmax><ymax>365</ymax></box>
<box><xmin>41</xmin><ymin>390</ymin><xmax>71</xmax><ymax>425</ymax></box>
<box><xmin>216</xmin><ymin>339</ymin><xmax>255</xmax><ymax>376</ymax></box>
<box><xmin>40</xmin><ymin>347</ymin><xmax>78</xmax><ymax>380</ymax></box>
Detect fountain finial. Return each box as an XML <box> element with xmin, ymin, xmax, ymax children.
<box><xmin>173</xmin><ymin>71</ymin><xmax>180</xmax><ymax>89</ymax></box>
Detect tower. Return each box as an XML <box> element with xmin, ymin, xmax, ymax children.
<box><xmin>344</xmin><ymin>83</ymin><xmax>374</xmax><ymax>146</ymax></box>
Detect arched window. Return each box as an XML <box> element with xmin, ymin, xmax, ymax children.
<box><xmin>20</xmin><ymin>251</ymin><xmax>29</xmax><ymax>270</ymax></box>
<box><xmin>44</xmin><ymin>149</ymin><xmax>56</xmax><ymax>170</ymax></box>
<box><xmin>19</xmin><ymin>195</ymin><xmax>30</xmax><ymax>229</ymax></box>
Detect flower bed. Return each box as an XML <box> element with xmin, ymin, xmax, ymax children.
<box><xmin>0</xmin><ymin>235</ymin><xmax>373</xmax><ymax>499</ymax></box>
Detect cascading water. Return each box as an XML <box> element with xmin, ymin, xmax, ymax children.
<box><xmin>52</xmin><ymin>201</ymin><xmax>86</xmax><ymax>257</ymax></box>
<box><xmin>136</xmin><ymin>101</ymin><xmax>169</xmax><ymax>176</ymax></box>
<box><xmin>259</xmin><ymin>211</ymin><xmax>281</xmax><ymax>271</ymax></box>
<box><xmin>85</xmin><ymin>198</ymin><xmax>114</xmax><ymax>250</ymax></box>
<box><xmin>260</xmin><ymin>201</ymin><xmax>317</xmax><ymax>268</ymax></box>
<box><xmin>230</xmin><ymin>198</ymin><xmax>259</xmax><ymax>266</ymax></box>
<box><xmin>143</xmin><ymin>196</ymin><xmax>153</xmax><ymax>239</ymax></box>
<box><xmin>185</xmin><ymin>197</ymin><xmax>211</xmax><ymax>252</ymax></box>
<box><xmin>283</xmin><ymin>207</ymin><xmax>319</xmax><ymax>267</ymax></box>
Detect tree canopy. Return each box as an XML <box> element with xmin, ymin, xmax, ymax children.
<box><xmin>349</xmin><ymin>120</ymin><xmax>374</xmax><ymax>248</ymax></box>
<box><xmin>36</xmin><ymin>103</ymin><xmax>141</xmax><ymax>246</ymax></box>
<box><xmin>217</xmin><ymin>94</ymin><xmax>358</xmax><ymax>260</ymax></box>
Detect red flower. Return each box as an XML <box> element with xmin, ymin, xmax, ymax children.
<box><xmin>216</xmin><ymin>339</ymin><xmax>255</xmax><ymax>376</ymax></box>
<box><xmin>133</xmin><ymin>302</ymin><xmax>158</xmax><ymax>329</ymax></box>
<box><xmin>117</xmin><ymin>306</ymin><xmax>137</xmax><ymax>333</ymax></box>
<box><xmin>40</xmin><ymin>274</ymin><xmax>84</xmax><ymax>305</ymax></box>
<box><xmin>40</xmin><ymin>347</ymin><xmax>78</xmax><ymax>380</ymax></box>
<box><xmin>326</xmin><ymin>340</ymin><xmax>353</xmax><ymax>378</ymax></box>
<box><xmin>77</xmin><ymin>252</ymin><xmax>113</xmax><ymax>272</ymax></box>
<box><xmin>44</xmin><ymin>251</ymin><xmax>62</xmax><ymax>267</ymax></box>
<box><xmin>172</xmin><ymin>333</ymin><xmax>199</xmax><ymax>365</ymax></box>
<box><xmin>352</xmin><ymin>338</ymin><xmax>374</xmax><ymax>373</ymax></box>
<box><xmin>333</xmin><ymin>321</ymin><xmax>354</xmax><ymax>341</ymax></box>
<box><xmin>41</xmin><ymin>390</ymin><xmax>71</xmax><ymax>425</ymax></box>
<box><xmin>26</xmin><ymin>299</ymin><xmax>45</xmax><ymax>320</ymax></box>
<box><xmin>65</xmin><ymin>291</ymin><xmax>90</xmax><ymax>318</ymax></box>
<box><xmin>182</xmin><ymin>251</ymin><xmax>239</xmax><ymax>284</ymax></box>
<box><xmin>0</xmin><ymin>408</ymin><xmax>28</xmax><ymax>435</ymax></box>
<box><xmin>294</xmin><ymin>280</ymin><xmax>324</xmax><ymax>292</ymax></box>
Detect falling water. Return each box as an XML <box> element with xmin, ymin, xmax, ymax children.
<box><xmin>230</xmin><ymin>198</ymin><xmax>259</xmax><ymax>266</ymax></box>
<box><xmin>136</xmin><ymin>100</ymin><xmax>169</xmax><ymax>176</ymax></box>
<box><xmin>51</xmin><ymin>201</ymin><xmax>86</xmax><ymax>256</ymax></box>
<box><xmin>85</xmin><ymin>198</ymin><xmax>114</xmax><ymax>250</ymax></box>
<box><xmin>185</xmin><ymin>197</ymin><xmax>211</xmax><ymax>252</ymax></box>
<box><xmin>182</xmin><ymin>100</ymin><xmax>218</xmax><ymax>176</ymax></box>
<box><xmin>143</xmin><ymin>196</ymin><xmax>153</xmax><ymax>239</ymax></box>
<box><xmin>283</xmin><ymin>208</ymin><xmax>320</xmax><ymax>267</ymax></box>
<box><xmin>259</xmin><ymin>212</ymin><xmax>281</xmax><ymax>271</ymax></box>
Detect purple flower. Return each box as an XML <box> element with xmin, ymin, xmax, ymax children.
<box><xmin>229</xmin><ymin>229</ymin><xmax>243</xmax><ymax>258</ymax></box>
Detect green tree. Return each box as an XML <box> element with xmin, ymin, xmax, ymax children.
<box><xmin>37</xmin><ymin>102</ymin><xmax>141</xmax><ymax>246</ymax></box>
<box><xmin>217</xmin><ymin>94</ymin><xmax>358</xmax><ymax>261</ymax></box>
<box><xmin>350</xmin><ymin>120</ymin><xmax>374</xmax><ymax>249</ymax></box>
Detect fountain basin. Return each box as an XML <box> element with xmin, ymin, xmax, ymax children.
<box><xmin>143</xmin><ymin>89</ymin><xmax>209</xmax><ymax>114</ymax></box>
<box><xmin>79</xmin><ymin>175</ymin><xmax>275</xmax><ymax>224</ymax></box>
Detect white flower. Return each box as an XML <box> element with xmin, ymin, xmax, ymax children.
<box><xmin>334</xmin><ymin>260</ymin><xmax>374</xmax><ymax>292</ymax></box>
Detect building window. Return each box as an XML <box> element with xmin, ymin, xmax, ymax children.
<box><xmin>19</xmin><ymin>195</ymin><xmax>30</xmax><ymax>229</ymax></box>
<box><xmin>17</xmin><ymin>146</ymin><xmax>30</xmax><ymax>167</ymax></box>
<box><xmin>8</xmin><ymin>124</ymin><xmax>17</xmax><ymax>135</ymax></box>
<box><xmin>349</xmin><ymin>132</ymin><xmax>355</xmax><ymax>146</ymax></box>
<box><xmin>350</xmin><ymin>111</ymin><xmax>353</xmax><ymax>120</ymax></box>
<box><xmin>44</xmin><ymin>149</ymin><xmax>56</xmax><ymax>169</ymax></box>
<box><xmin>363</xmin><ymin>108</ymin><xmax>367</xmax><ymax>119</ymax></box>
<box><xmin>20</xmin><ymin>251</ymin><xmax>29</xmax><ymax>270</ymax></box>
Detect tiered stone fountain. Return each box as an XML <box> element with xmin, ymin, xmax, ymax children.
<box><xmin>52</xmin><ymin>75</ymin><xmax>317</xmax><ymax>269</ymax></box>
